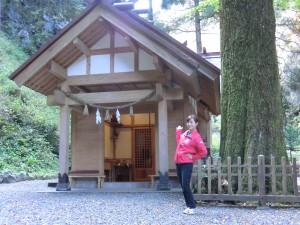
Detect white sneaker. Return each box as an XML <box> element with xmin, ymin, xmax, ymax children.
<box><xmin>183</xmin><ymin>208</ymin><xmax>190</xmax><ymax>214</ymax></box>
<box><xmin>183</xmin><ymin>208</ymin><xmax>195</xmax><ymax>215</ymax></box>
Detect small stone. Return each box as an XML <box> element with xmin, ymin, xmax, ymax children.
<box><xmin>3</xmin><ymin>174</ymin><xmax>16</xmax><ymax>183</ymax></box>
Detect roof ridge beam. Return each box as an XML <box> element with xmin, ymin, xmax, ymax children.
<box><xmin>125</xmin><ymin>35</ymin><xmax>138</xmax><ymax>53</ymax></box>
<box><xmin>73</xmin><ymin>37</ymin><xmax>91</xmax><ymax>56</ymax></box>
<box><xmin>47</xmin><ymin>60</ymin><xmax>67</xmax><ymax>81</ymax></box>
<box><xmin>153</xmin><ymin>54</ymin><xmax>165</xmax><ymax>73</ymax></box>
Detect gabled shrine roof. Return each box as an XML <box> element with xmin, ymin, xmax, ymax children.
<box><xmin>9</xmin><ymin>0</ymin><xmax>220</xmax><ymax>115</ymax></box>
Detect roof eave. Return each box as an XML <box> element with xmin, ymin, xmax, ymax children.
<box><xmin>9</xmin><ymin>1</ymin><xmax>100</xmax><ymax>81</ymax></box>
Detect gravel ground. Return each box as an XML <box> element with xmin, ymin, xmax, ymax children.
<box><xmin>0</xmin><ymin>180</ymin><xmax>299</xmax><ymax>225</ymax></box>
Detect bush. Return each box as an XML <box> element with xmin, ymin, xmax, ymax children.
<box><xmin>0</xmin><ymin>31</ymin><xmax>59</xmax><ymax>178</ymax></box>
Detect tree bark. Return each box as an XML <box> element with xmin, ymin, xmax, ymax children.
<box><xmin>220</xmin><ymin>0</ymin><xmax>287</xmax><ymax>164</ymax></box>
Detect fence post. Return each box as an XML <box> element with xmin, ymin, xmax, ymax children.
<box><xmin>281</xmin><ymin>157</ymin><xmax>287</xmax><ymax>195</ymax></box>
<box><xmin>207</xmin><ymin>157</ymin><xmax>212</xmax><ymax>194</ymax></box>
<box><xmin>248</xmin><ymin>157</ymin><xmax>252</xmax><ymax>195</ymax></box>
<box><xmin>237</xmin><ymin>157</ymin><xmax>242</xmax><ymax>194</ymax></box>
<box><xmin>292</xmin><ymin>158</ymin><xmax>299</xmax><ymax>196</ymax></box>
<box><xmin>227</xmin><ymin>157</ymin><xmax>232</xmax><ymax>195</ymax></box>
<box><xmin>217</xmin><ymin>157</ymin><xmax>222</xmax><ymax>194</ymax></box>
<box><xmin>197</xmin><ymin>160</ymin><xmax>203</xmax><ymax>194</ymax></box>
<box><xmin>258</xmin><ymin>155</ymin><xmax>266</xmax><ymax>206</ymax></box>
<box><xmin>271</xmin><ymin>156</ymin><xmax>276</xmax><ymax>195</ymax></box>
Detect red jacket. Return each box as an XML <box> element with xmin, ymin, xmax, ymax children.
<box><xmin>174</xmin><ymin>129</ymin><xmax>207</xmax><ymax>164</ymax></box>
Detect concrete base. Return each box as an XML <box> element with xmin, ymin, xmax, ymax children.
<box><xmin>56</xmin><ymin>172</ymin><xmax>71</xmax><ymax>191</ymax></box>
<box><xmin>56</xmin><ymin>182</ymin><xmax>71</xmax><ymax>191</ymax></box>
<box><xmin>156</xmin><ymin>171</ymin><xmax>171</xmax><ymax>191</ymax></box>
<box><xmin>73</xmin><ymin>178</ymin><xmax>98</xmax><ymax>189</ymax></box>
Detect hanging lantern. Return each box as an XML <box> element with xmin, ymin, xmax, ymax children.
<box><xmin>105</xmin><ymin>110</ymin><xmax>110</xmax><ymax>121</ymax></box>
<box><xmin>116</xmin><ymin>109</ymin><xmax>120</xmax><ymax>123</ymax></box>
<box><xmin>129</xmin><ymin>106</ymin><xmax>133</xmax><ymax>116</ymax></box>
<box><xmin>83</xmin><ymin>105</ymin><xmax>89</xmax><ymax>116</ymax></box>
<box><xmin>96</xmin><ymin>108</ymin><xmax>101</xmax><ymax>124</ymax></box>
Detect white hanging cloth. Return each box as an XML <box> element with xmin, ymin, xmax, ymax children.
<box><xmin>116</xmin><ymin>109</ymin><xmax>120</xmax><ymax>123</ymax></box>
<box><xmin>96</xmin><ymin>108</ymin><xmax>102</xmax><ymax>124</ymax></box>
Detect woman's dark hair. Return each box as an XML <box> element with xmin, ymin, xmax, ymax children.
<box><xmin>186</xmin><ymin>115</ymin><xmax>198</xmax><ymax>123</ymax></box>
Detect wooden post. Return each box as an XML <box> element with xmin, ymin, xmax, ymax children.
<box><xmin>227</xmin><ymin>157</ymin><xmax>232</xmax><ymax>195</ymax></box>
<box><xmin>197</xmin><ymin>160</ymin><xmax>202</xmax><ymax>194</ymax></box>
<box><xmin>99</xmin><ymin>120</ymin><xmax>104</xmax><ymax>177</ymax></box>
<box><xmin>217</xmin><ymin>157</ymin><xmax>222</xmax><ymax>194</ymax></box>
<box><xmin>271</xmin><ymin>156</ymin><xmax>276</xmax><ymax>195</ymax></box>
<box><xmin>237</xmin><ymin>157</ymin><xmax>242</xmax><ymax>194</ymax></box>
<box><xmin>247</xmin><ymin>157</ymin><xmax>252</xmax><ymax>195</ymax></box>
<box><xmin>157</xmin><ymin>84</ymin><xmax>170</xmax><ymax>190</ymax></box>
<box><xmin>292</xmin><ymin>158</ymin><xmax>299</xmax><ymax>196</ymax></box>
<box><xmin>258</xmin><ymin>155</ymin><xmax>266</xmax><ymax>206</ymax></box>
<box><xmin>281</xmin><ymin>157</ymin><xmax>287</xmax><ymax>195</ymax></box>
<box><xmin>56</xmin><ymin>103</ymin><xmax>71</xmax><ymax>191</ymax></box>
<box><xmin>207</xmin><ymin>157</ymin><xmax>212</xmax><ymax>194</ymax></box>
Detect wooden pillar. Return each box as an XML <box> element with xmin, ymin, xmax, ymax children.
<box><xmin>157</xmin><ymin>85</ymin><xmax>170</xmax><ymax>190</ymax></box>
<box><xmin>56</xmin><ymin>103</ymin><xmax>71</xmax><ymax>191</ymax></box>
<box><xmin>183</xmin><ymin>94</ymin><xmax>191</xmax><ymax>122</ymax></box>
<box><xmin>99</xmin><ymin>121</ymin><xmax>105</xmax><ymax>176</ymax></box>
<box><xmin>206</xmin><ymin>116</ymin><xmax>212</xmax><ymax>147</ymax></box>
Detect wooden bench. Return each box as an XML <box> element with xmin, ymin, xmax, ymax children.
<box><xmin>148</xmin><ymin>173</ymin><xmax>197</xmax><ymax>189</ymax></box>
<box><xmin>69</xmin><ymin>170</ymin><xmax>106</xmax><ymax>189</ymax></box>
<box><xmin>148</xmin><ymin>173</ymin><xmax>178</xmax><ymax>189</ymax></box>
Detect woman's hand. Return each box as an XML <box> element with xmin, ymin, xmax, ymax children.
<box><xmin>176</xmin><ymin>126</ymin><xmax>183</xmax><ymax>130</ymax></box>
<box><xmin>186</xmin><ymin>153</ymin><xmax>193</xmax><ymax>159</ymax></box>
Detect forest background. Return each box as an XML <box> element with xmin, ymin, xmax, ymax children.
<box><xmin>0</xmin><ymin>0</ymin><xmax>299</xmax><ymax>178</ymax></box>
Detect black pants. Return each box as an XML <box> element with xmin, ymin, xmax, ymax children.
<box><xmin>176</xmin><ymin>163</ymin><xmax>195</xmax><ymax>209</ymax></box>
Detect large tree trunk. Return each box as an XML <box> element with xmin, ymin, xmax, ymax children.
<box><xmin>220</xmin><ymin>0</ymin><xmax>287</xmax><ymax>164</ymax></box>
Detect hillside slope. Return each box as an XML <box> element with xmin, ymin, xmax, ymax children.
<box><xmin>0</xmin><ymin>32</ymin><xmax>59</xmax><ymax>176</ymax></box>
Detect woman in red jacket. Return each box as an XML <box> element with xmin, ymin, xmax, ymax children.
<box><xmin>174</xmin><ymin>115</ymin><xmax>207</xmax><ymax>215</ymax></box>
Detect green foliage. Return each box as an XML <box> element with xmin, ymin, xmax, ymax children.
<box><xmin>0</xmin><ymin>31</ymin><xmax>59</xmax><ymax>176</ymax></box>
<box><xmin>284</xmin><ymin>119</ymin><xmax>300</xmax><ymax>151</ymax></box>
<box><xmin>211</xmin><ymin>132</ymin><xmax>220</xmax><ymax>157</ymax></box>
<box><xmin>156</xmin><ymin>0</ymin><xmax>219</xmax><ymax>41</ymax></box>
<box><xmin>0</xmin><ymin>0</ymin><xmax>86</xmax><ymax>55</ymax></box>
<box><xmin>274</xmin><ymin>0</ymin><xmax>300</xmax><ymax>10</ymax></box>
<box><xmin>161</xmin><ymin>0</ymin><xmax>186</xmax><ymax>9</ymax></box>
<box><xmin>211</xmin><ymin>115</ymin><xmax>221</xmax><ymax>157</ymax></box>
<box><xmin>195</xmin><ymin>0</ymin><xmax>220</xmax><ymax>12</ymax></box>
<box><xmin>286</xmin><ymin>67</ymin><xmax>300</xmax><ymax>92</ymax></box>
<box><xmin>193</xmin><ymin>0</ymin><xmax>300</xmax><ymax>13</ymax></box>
<box><xmin>154</xmin><ymin>13</ymin><xmax>194</xmax><ymax>33</ymax></box>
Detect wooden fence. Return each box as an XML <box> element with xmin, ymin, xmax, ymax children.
<box><xmin>193</xmin><ymin>155</ymin><xmax>300</xmax><ymax>205</ymax></box>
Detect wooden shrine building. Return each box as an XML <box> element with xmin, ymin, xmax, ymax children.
<box><xmin>9</xmin><ymin>0</ymin><xmax>220</xmax><ymax>191</ymax></box>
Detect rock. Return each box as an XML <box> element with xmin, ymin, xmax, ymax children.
<box><xmin>27</xmin><ymin>174</ymin><xmax>35</xmax><ymax>180</ymax></box>
<box><xmin>0</xmin><ymin>173</ymin><xmax>3</xmax><ymax>183</ymax></box>
<box><xmin>3</xmin><ymin>174</ymin><xmax>17</xmax><ymax>183</ymax></box>
<box><xmin>4</xmin><ymin>171</ymin><xmax>12</xmax><ymax>176</ymax></box>
<box><xmin>19</xmin><ymin>171</ymin><xmax>27</xmax><ymax>181</ymax></box>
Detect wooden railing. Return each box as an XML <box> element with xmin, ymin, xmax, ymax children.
<box><xmin>193</xmin><ymin>155</ymin><xmax>300</xmax><ymax>205</ymax></box>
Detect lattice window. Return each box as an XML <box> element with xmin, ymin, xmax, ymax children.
<box><xmin>134</xmin><ymin>128</ymin><xmax>152</xmax><ymax>169</ymax></box>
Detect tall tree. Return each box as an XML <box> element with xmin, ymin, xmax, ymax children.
<box><xmin>194</xmin><ymin>0</ymin><xmax>202</xmax><ymax>53</ymax></box>
<box><xmin>161</xmin><ymin>0</ymin><xmax>210</xmax><ymax>53</ymax></box>
<box><xmin>220</xmin><ymin>0</ymin><xmax>287</xmax><ymax>163</ymax></box>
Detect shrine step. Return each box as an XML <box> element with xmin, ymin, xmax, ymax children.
<box><xmin>103</xmin><ymin>182</ymin><xmax>151</xmax><ymax>189</ymax></box>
